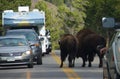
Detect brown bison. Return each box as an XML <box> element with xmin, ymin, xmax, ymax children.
<box><xmin>59</xmin><ymin>34</ymin><xmax>78</xmax><ymax>68</ymax></box>
<box><xmin>76</xmin><ymin>29</ymin><xmax>106</xmax><ymax>67</ymax></box>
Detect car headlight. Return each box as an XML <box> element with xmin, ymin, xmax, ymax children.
<box><xmin>34</xmin><ymin>43</ymin><xmax>40</xmax><ymax>47</ymax></box>
<box><xmin>26</xmin><ymin>51</ymin><xmax>31</xmax><ymax>55</ymax></box>
<box><xmin>22</xmin><ymin>50</ymin><xmax>32</xmax><ymax>56</ymax></box>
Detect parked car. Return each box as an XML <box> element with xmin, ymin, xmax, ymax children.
<box><xmin>103</xmin><ymin>29</ymin><xmax>120</xmax><ymax>79</ymax></box>
<box><xmin>6</xmin><ymin>29</ymin><xmax>42</xmax><ymax>65</ymax></box>
<box><xmin>45</xmin><ymin>35</ymin><xmax>52</xmax><ymax>54</ymax></box>
<box><xmin>0</xmin><ymin>35</ymin><xmax>34</xmax><ymax>68</ymax></box>
<box><xmin>45</xmin><ymin>30</ymin><xmax>52</xmax><ymax>54</ymax></box>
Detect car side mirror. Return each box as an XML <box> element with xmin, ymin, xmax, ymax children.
<box><xmin>102</xmin><ymin>17</ymin><xmax>115</xmax><ymax>28</ymax></box>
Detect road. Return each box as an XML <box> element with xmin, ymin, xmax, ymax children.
<box><xmin>0</xmin><ymin>50</ymin><xmax>103</xmax><ymax>79</ymax></box>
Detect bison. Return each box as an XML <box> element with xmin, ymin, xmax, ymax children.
<box><xmin>76</xmin><ymin>28</ymin><xmax>95</xmax><ymax>58</ymax></box>
<box><xmin>59</xmin><ymin>34</ymin><xmax>78</xmax><ymax>68</ymax></box>
<box><xmin>76</xmin><ymin>29</ymin><xmax>106</xmax><ymax>67</ymax></box>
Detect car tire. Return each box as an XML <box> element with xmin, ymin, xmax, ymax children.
<box><xmin>103</xmin><ymin>60</ymin><xmax>112</xmax><ymax>79</ymax></box>
<box><xmin>116</xmin><ymin>74</ymin><xmax>120</xmax><ymax>79</ymax></box>
<box><xmin>46</xmin><ymin>48</ymin><xmax>50</xmax><ymax>54</ymax></box>
<box><xmin>37</xmin><ymin>52</ymin><xmax>42</xmax><ymax>65</ymax></box>
<box><xmin>27</xmin><ymin>63</ymin><xmax>33</xmax><ymax>68</ymax></box>
<box><xmin>49</xmin><ymin>48</ymin><xmax>52</xmax><ymax>53</ymax></box>
<box><xmin>46</xmin><ymin>46</ymin><xmax>52</xmax><ymax>54</ymax></box>
<box><xmin>114</xmin><ymin>72</ymin><xmax>120</xmax><ymax>79</ymax></box>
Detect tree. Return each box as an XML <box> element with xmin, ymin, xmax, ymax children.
<box><xmin>0</xmin><ymin>0</ymin><xmax>31</xmax><ymax>35</ymax></box>
<box><xmin>35</xmin><ymin>1</ymin><xmax>64</xmax><ymax>49</ymax></box>
<box><xmin>85</xmin><ymin>0</ymin><xmax>120</xmax><ymax>34</ymax></box>
<box><xmin>85</xmin><ymin>0</ymin><xmax>120</xmax><ymax>46</ymax></box>
<box><xmin>45</xmin><ymin>0</ymin><xmax>64</xmax><ymax>6</ymax></box>
<box><xmin>58</xmin><ymin>0</ymin><xmax>88</xmax><ymax>34</ymax></box>
<box><xmin>0</xmin><ymin>0</ymin><xmax>31</xmax><ymax>12</ymax></box>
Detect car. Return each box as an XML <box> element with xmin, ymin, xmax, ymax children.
<box><xmin>42</xmin><ymin>35</ymin><xmax>52</xmax><ymax>54</ymax></box>
<box><xmin>0</xmin><ymin>35</ymin><xmax>34</xmax><ymax>68</ymax></box>
<box><xmin>46</xmin><ymin>40</ymin><xmax>52</xmax><ymax>54</ymax></box>
<box><xmin>6</xmin><ymin>29</ymin><xmax>42</xmax><ymax>65</ymax></box>
<box><xmin>45</xmin><ymin>30</ymin><xmax>52</xmax><ymax>54</ymax></box>
<box><xmin>103</xmin><ymin>29</ymin><xmax>120</xmax><ymax>79</ymax></box>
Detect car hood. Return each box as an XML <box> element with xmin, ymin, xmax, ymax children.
<box><xmin>0</xmin><ymin>46</ymin><xmax>31</xmax><ymax>53</ymax></box>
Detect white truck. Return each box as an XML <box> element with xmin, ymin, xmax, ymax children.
<box><xmin>2</xmin><ymin>6</ymin><xmax>51</xmax><ymax>55</ymax></box>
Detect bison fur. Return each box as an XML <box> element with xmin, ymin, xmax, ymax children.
<box><xmin>76</xmin><ymin>29</ymin><xmax>106</xmax><ymax>67</ymax></box>
<box><xmin>59</xmin><ymin>34</ymin><xmax>78</xmax><ymax>68</ymax></box>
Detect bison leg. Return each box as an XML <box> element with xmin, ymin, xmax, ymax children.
<box><xmin>72</xmin><ymin>58</ymin><xmax>75</xmax><ymax>67</ymax></box>
<box><xmin>88</xmin><ymin>52</ymin><xmax>95</xmax><ymax>67</ymax></box>
<box><xmin>60</xmin><ymin>61</ymin><xmax>63</xmax><ymax>68</ymax></box>
<box><xmin>68</xmin><ymin>56</ymin><xmax>72</xmax><ymax>67</ymax></box>
<box><xmin>98</xmin><ymin>56</ymin><xmax>103</xmax><ymax>68</ymax></box>
<box><xmin>60</xmin><ymin>51</ymin><xmax>67</xmax><ymax>68</ymax></box>
<box><xmin>82</xmin><ymin>57</ymin><xmax>86</xmax><ymax>67</ymax></box>
<box><xmin>68</xmin><ymin>55</ymin><xmax>75</xmax><ymax>67</ymax></box>
<box><xmin>97</xmin><ymin>52</ymin><xmax>103</xmax><ymax>68</ymax></box>
<box><xmin>88</xmin><ymin>60</ymin><xmax>92</xmax><ymax>67</ymax></box>
<box><xmin>81</xmin><ymin>54</ymin><xmax>87</xmax><ymax>67</ymax></box>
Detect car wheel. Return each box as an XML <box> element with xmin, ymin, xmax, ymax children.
<box><xmin>116</xmin><ymin>74</ymin><xmax>120</xmax><ymax>79</ymax></box>
<box><xmin>49</xmin><ymin>48</ymin><xmax>52</xmax><ymax>53</ymax></box>
<box><xmin>46</xmin><ymin>47</ymin><xmax>52</xmax><ymax>54</ymax></box>
<box><xmin>46</xmin><ymin>48</ymin><xmax>50</xmax><ymax>54</ymax></box>
<box><xmin>103</xmin><ymin>61</ymin><xmax>111</xmax><ymax>79</ymax></box>
<box><xmin>114</xmin><ymin>72</ymin><xmax>120</xmax><ymax>79</ymax></box>
<box><xmin>27</xmin><ymin>63</ymin><xmax>33</xmax><ymax>68</ymax></box>
<box><xmin>37</xmin><ymin>52</ymin><xmax>42</xmax><ymax>65</ymax></box>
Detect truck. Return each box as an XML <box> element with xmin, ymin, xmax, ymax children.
<box><xmin>2</xmin><ymin>6</ymin><xmax>51</xmax><ymax>55</ymax></box>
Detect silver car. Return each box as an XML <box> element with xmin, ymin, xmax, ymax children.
<box><xmin>0</xmin><ymin>35</ymin><xmax>34</xmax><ymax>68</ymax></box>
<box><xmin>103</xmin><ymin>30</ymin><xmax>120</xmax><ymax>79</ymax></box>
<box><xmin>6</xmin><ymin>29</ymin><xmax>42</xmax><ymax>65</ymax></box>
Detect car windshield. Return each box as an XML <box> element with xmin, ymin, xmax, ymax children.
<box><xmin>7</xmin><ymin>32</ymin><xmax>38</xmax><ymax>41</ymax></box>
<box><xmin>0</xmin><ymin>38</ymin><xmax>28</xmax><ymax>47</ymax></box>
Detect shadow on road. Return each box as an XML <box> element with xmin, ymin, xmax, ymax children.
<box><xmin>0</xmin><ymin>66</ymin><xmax>27</xmax><ymax>70</ymax></box>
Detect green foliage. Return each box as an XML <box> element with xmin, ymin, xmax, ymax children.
<box><xmin>58</xmin><ymin>0</ymin><xmax>87</xmax><ymax>34</ymax></box>
<box><xmin>35</xmin><ymin>1</ymin><xmax>64</xmax><ymax>49</ymax></box>
<box><xmin>0</xmin><ymin>0</ymin><xmax>31</xmax><ymax>11</ymax></box>
<box><xmin>85</xmin><ymin>0</ymin><xmax>120</xmax><ymax>35</ymax></box>
<box><xmin>45</xmin><ymin>0</ymin><xmax>64</xmax><ymax>6</ymax></box>
<box><xmin>39</xmin><ymin>0</ymin><xmax>88</xmax><ymax>49</ymax></box>
<box><xmin>0</xmin><ymin>0</ymin><xmax>31</xmax><ymax>36</ymax></box>
<box><xmin>72</xmin><ymin>0</ymin><xmax>89</xmax><ymax>12</ymax></box>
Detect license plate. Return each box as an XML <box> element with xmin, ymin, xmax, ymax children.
<box><xmin>7</xmin><ymin>58</ymin><xmax>15</xmax><ymax>62</ymax></box>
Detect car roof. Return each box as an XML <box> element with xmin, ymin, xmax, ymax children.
<box><xmin>6</xmin><ymin>29</ymin><xmax>38</xmax><ymax>37</ymax></box>
<box><xmin>0</xmin><ymin>35</ymin><xmax>26</xmax><ymax>39</ymax></box>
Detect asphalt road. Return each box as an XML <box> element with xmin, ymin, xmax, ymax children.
<box><xmin>0</xmin><ymin>50</ymin><xmax>103</xmax><ymax>79</ymax></box>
